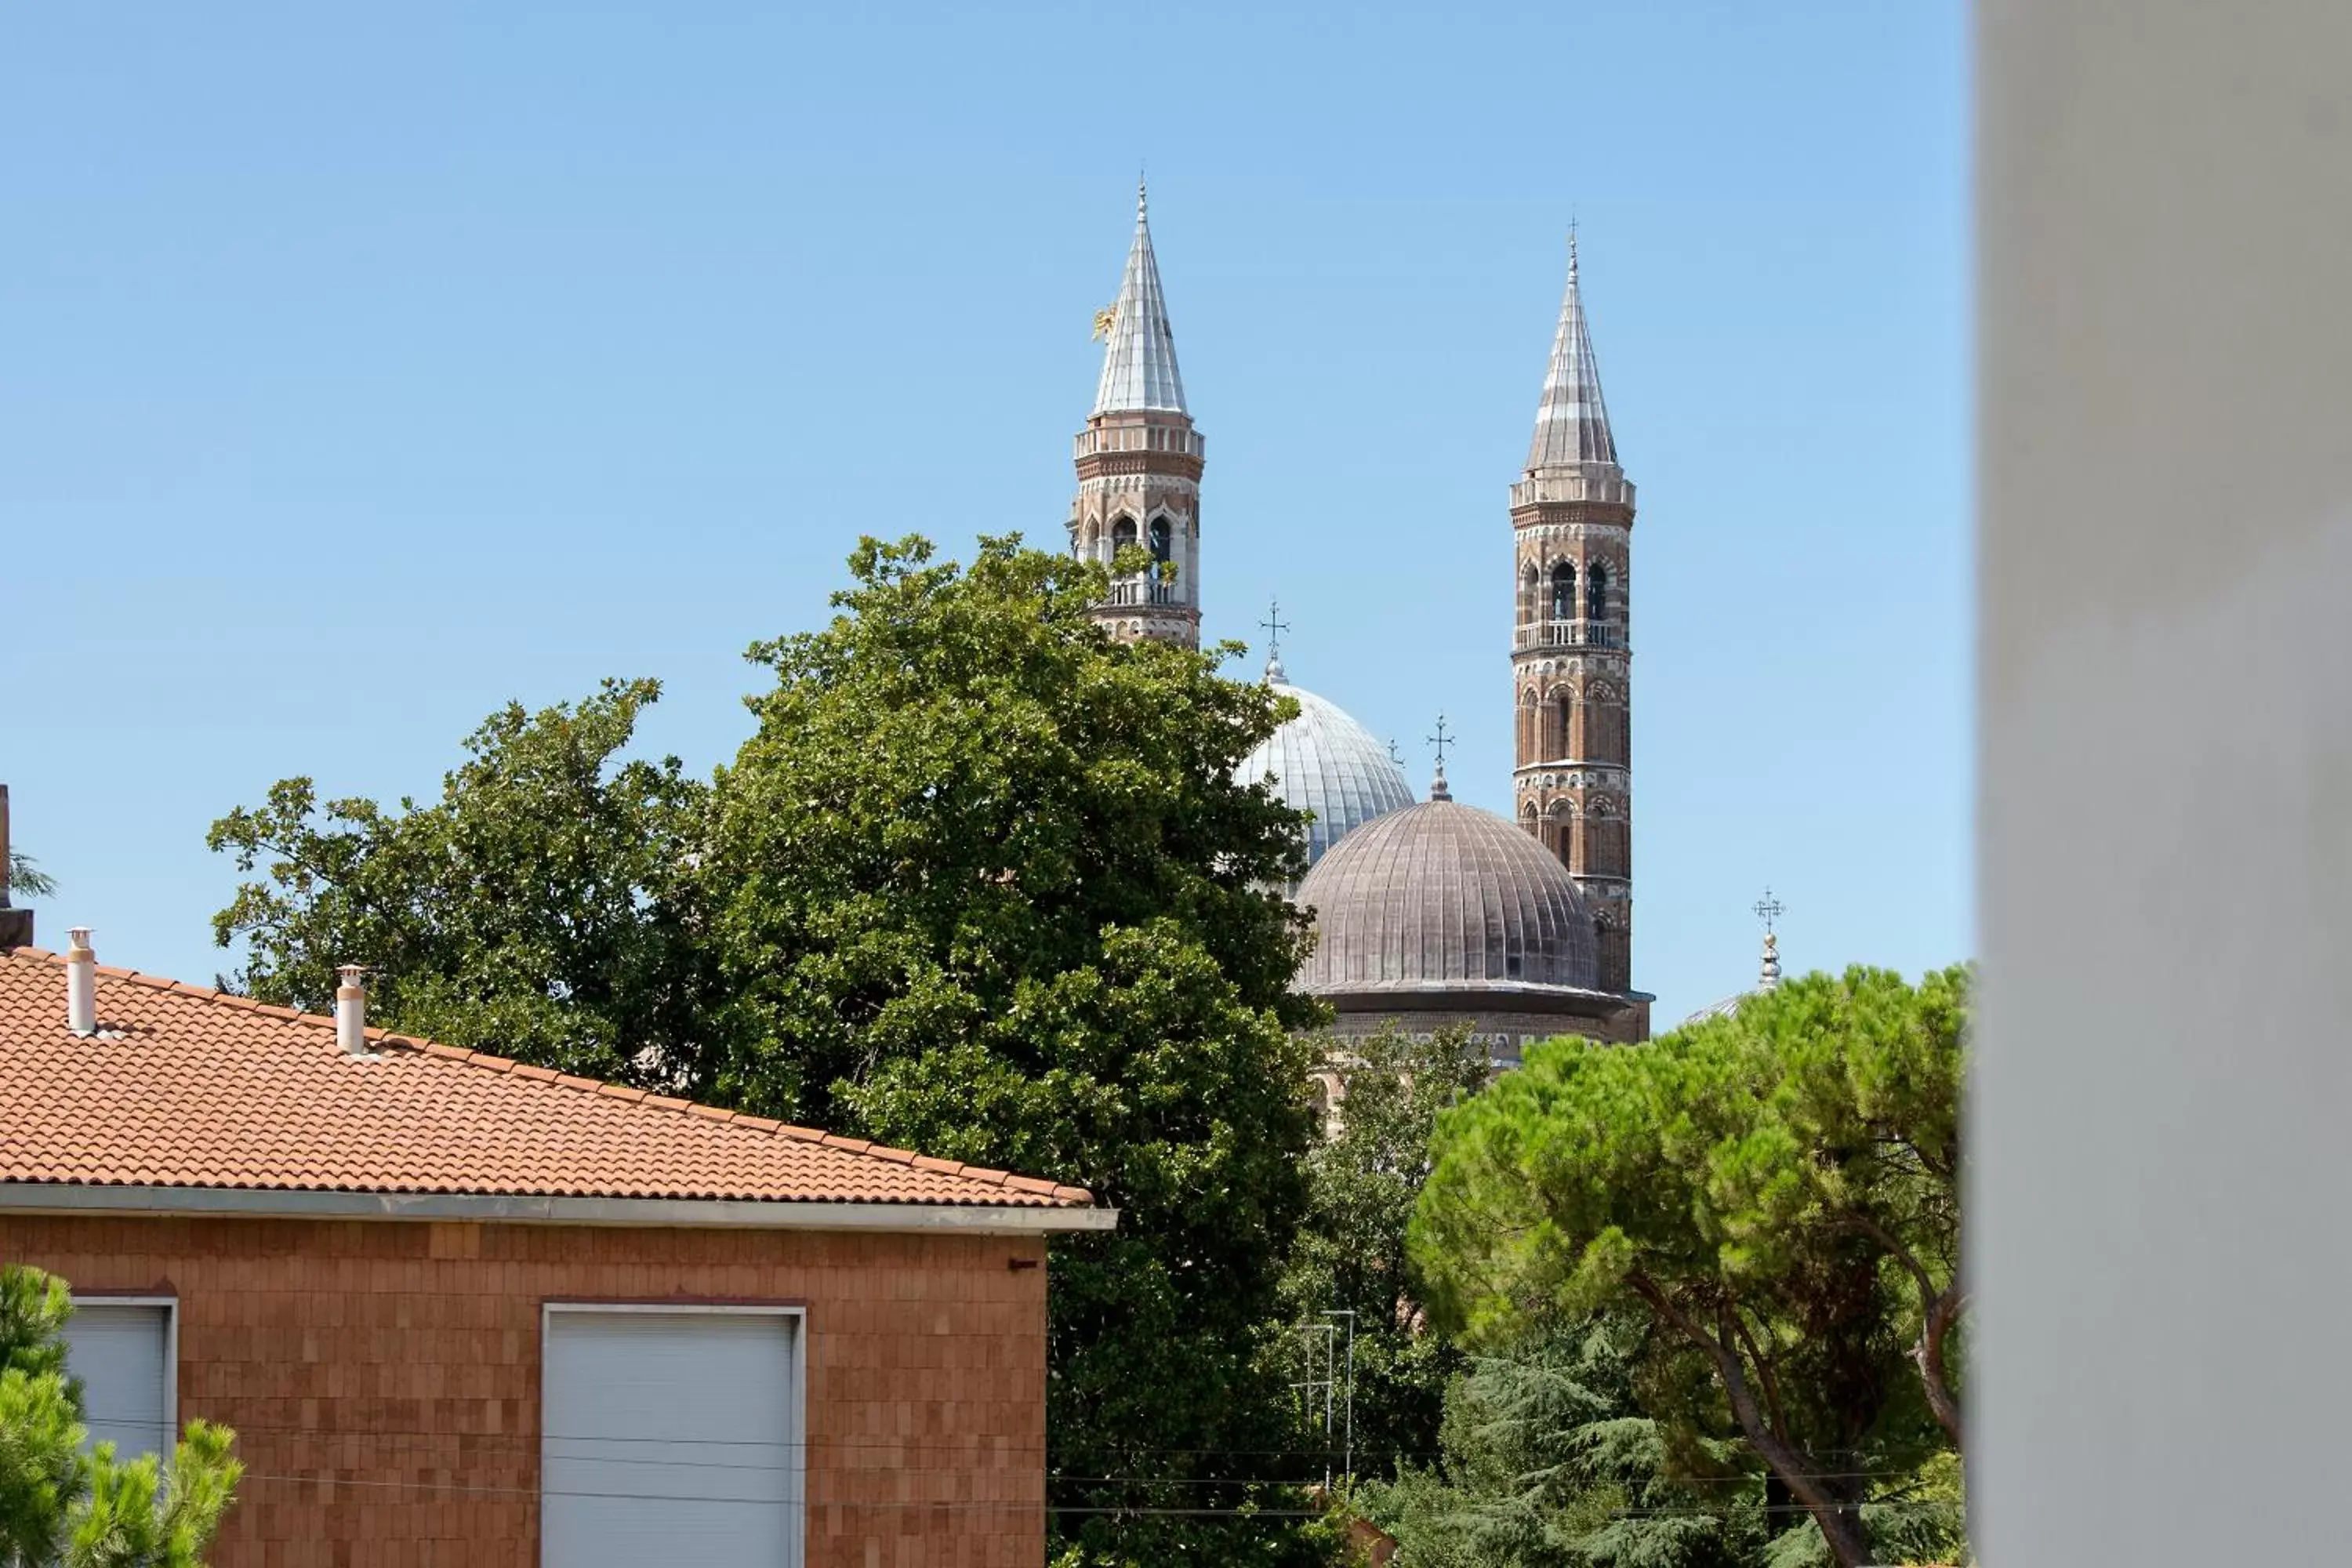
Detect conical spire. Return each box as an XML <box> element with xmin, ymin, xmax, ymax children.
<box><xmin>1526</xmin><ymin>230</ymin><xmax>1617</xmax><ymax>471</ymax></box>
<box><xmin>1092</xmin><ymin>180</ymin><xmax>1189</xmax><ymax>416</ymax></box>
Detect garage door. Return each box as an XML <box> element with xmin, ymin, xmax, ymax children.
<box><xmin>63</xmin><ymin>1301</ymin><xmax>174</xmax><ymax>1459</ymax></box>
<box><xmin>541</xmin><ymin>1308</ymin><xmax>803</xmax><ymax>1568</ymax></box>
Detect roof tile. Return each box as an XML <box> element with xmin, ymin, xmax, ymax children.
<box><xmin>0</xmin><ymin>951</ymin><xmax>1091</xmax><ymax>1209</ymax></box>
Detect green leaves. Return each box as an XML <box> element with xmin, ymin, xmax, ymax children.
<box><xmin>207</xmin><ymin>677</ymin><xmax>718</xmax><ymax>1087</ymax></box>
<box><xmin>1273</xmin><ymin>1026</ymin><xmax>1494</xmax><ymax>1476</ymax></box>
<box><xmin>711</xmin><ymin>535</ymin><xmax>1327</xmax><ymax>1566</ymax></box>
<box><xmin>7</xmin><ymin>851</ymin><xmax>58</xmax><ymax>900</ymax></box>
<box><xmin>0</xmin><ymin>1268</ymin><xmax>241</xmax><ymax>1568</ymax></box>
<box><xmin>1409</xmin><ymin>967</ymin><xmax>1972</xmax><ymax>1568</ymax></box>
<box><xmin>205</xmin><ymin>532</ymin><xmax>1334</xmax><ymax>1566</ymax></box>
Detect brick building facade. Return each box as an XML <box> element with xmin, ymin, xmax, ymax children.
<box><xmin>0</xmin><ymin>1214</ymin><xmax>1051</xmax><ymax>1567</ymax></box>
<box><xmin>0</xmin><ymin>942</ymin><xmax>1109</xmax><ymax>1566</ymax></box>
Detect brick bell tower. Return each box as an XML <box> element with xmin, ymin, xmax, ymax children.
<box><xmin>1511</xmin><ymin>232</ymin><xmax>1639</xmax><ymax>999</ymax></box>
<box><xmin>1069</xmin><ymin>180</ymin><xmax>1204</xmax><ymax>648</ymax></box>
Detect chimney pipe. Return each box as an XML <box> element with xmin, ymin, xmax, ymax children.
<box><xmin>65</xmin><ymin>927</ymin><xmax>96</xmax><ymax>1036</ymax></box>
<box><xmin>336</xmin><ymin>964</ymin><xmax>368</xmax><ymax>1055</ymax></box>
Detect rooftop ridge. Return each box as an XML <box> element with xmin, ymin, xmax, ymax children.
<box><xmin>0</xmin><ymin>948</ymin><xmax>1093</xmax><ymax>1207</ymax></box>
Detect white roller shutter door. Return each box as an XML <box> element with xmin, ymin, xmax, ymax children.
<box><xmin>62</xmin><ymin>1301</ymin><xmax>174</xmax><ymax>1458</ymax></box>
<box><xmin>542</xmin><ymin>1308</ymin><xmax>802</xmax><ymax>1568</ymax></box>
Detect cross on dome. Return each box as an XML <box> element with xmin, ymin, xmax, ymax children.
<box><xmin>1260</xmin><ymin>597</ymin><xmax>1291</xmax><ymax>682</ymax></box>
<box><xmin>1754</xmin><ymin>888</ymin><xmax>1785</xmax><ymax>990</ymax></box>
<box><xmin>1426</xmin><ymin>713</ymin><xmax>1454</xmax><ymax>801</ymax></box>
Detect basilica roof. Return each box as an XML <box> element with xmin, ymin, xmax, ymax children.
<box><xmin>1293</xmin><ymin>769</ymin><xmax>1603</xmax><ymax>997</ymax></box>
<box><xmin>1236</xmin><ymin>660</ymin><xmax>1416</xmax><ymax>869</ymax></box>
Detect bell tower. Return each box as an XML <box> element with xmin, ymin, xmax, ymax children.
<box><xmin>1069</xmin><ymin>181</ymin><xmax>1204</xmax><ymax>648</ymax></box>
<box><xmin>1511</xmin><ymin>233</ymin><xmax>1638</xmax><ymax>995</ymax></box>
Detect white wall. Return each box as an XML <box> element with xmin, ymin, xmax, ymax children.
<box><xmin>1976</xmin><ymin>2</ymin><xmax>2352</xmax><ymax>1562</ymax></box>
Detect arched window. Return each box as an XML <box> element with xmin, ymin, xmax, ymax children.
<box><xmin>1111</xmin><ymin>515</ymin><xmax>1138</xmax><ymax>554</ymax></box>
<box><xmin>1586</xmin><ymin>562</ymin><xmax>1610</xmax><ymax>622</ymax></box>
<box><xmin>1520</xmin><ymin>564</ymin><xmax>1540</xmax><ymax>623</ymax></box>
<box><xmin>1559</xmin><ymin>691</ymin><xmax>1576</xmax><ymax>758</ymax></box>
<box><xmin>1149</xmin><ymin>516</ymin><xmax>1171</xmax><ymax>564</ymax></box>
<box><xmin>1549</xmin><ymin>562</ymin><xmax>1576</xmax><ymax>622</ymax></box>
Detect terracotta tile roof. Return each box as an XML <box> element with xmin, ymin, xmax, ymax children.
<box><xmin>0</xmin><ymin>949</ymin><xmax>1091</xmax><ymax>1209</ymax></box>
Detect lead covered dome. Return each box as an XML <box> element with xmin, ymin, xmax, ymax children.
<box><xmin>1237</xmin><ymin>659</ymin><xmax>1415</xmax><ymax>868</ymax></box>
<box><xmin>1294</xmin><ymin>775</ymin><xmax>1602</xmax><ymax>996</ymax></box>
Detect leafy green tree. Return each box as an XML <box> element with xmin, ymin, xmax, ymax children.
<box><xmin>1274</xmin><ymin>1026</ymin><xmax>1491</xmax><ymax>1483</ymax></box>
<box><xmin>0</xmin><ymin>1266</ymin><xmax>241</xmax><ymax>1568</ymax></box>
<box><xmin>7</xmin><ymin>851</ymin><xmax>57</xmax><ymax>900</ymax></box>
<box><xmin>706</xmin><ymin>535</ymin><xmax>1329</xmax><ymax>1565</ymax></box>
<box><xmin>209</xmin><ymin>534</ymin><xmax>1335</xmax><ymax>1564</ymax></box>
<box><xmin>1410</xmin><ymin>967</ymin><xmax>1969</xmax><ymax>1568</ymax></box>
<box><xmin>1364</xmin><ymin>1313</ymin><xmax>1768</xmax><ymax>1568</ymax></box>
<box><xmin>207</xmin><ymin>678</ymin><xmax>718</xmax><ymax>1085</ymax></box>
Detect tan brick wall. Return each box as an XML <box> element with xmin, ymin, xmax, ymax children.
<box><xmin>0</xmin><ymin>1214</ymin><xmax>1049</xmax><ymax>1568</ymax></box>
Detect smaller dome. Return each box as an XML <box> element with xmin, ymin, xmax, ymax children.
<box><xmin>1236</xmin><ymin>674</ymin><xmax>1415</xmax><ymax>867</ymax></box>
<box><xmin>1680</xmin><ymin>935</ymin><xmax>1783</xmax><ymax>1028</ymax></box>
<box><xmin>1681</xmin><ymin>994</ymin><xmax>1747</xmax><ymax>1026</ymax></box>
<box><xmin>1294</xmin><ymin>797</ymin><xmax>1602</xmax><ymax>995</ymax></box>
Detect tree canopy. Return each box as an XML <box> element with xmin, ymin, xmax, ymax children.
<box><xmin>1274</xmin><ymin>1025</ymin><xmax>1493</xmax><ymax>1485</ymax></box>
<box><xmin>209</xmin><ymin>533</ymin><xmax>1338</xmax><ymax>1566</ymax></box>
<box><xmin>708</xmin><ymin>535</ymin><xmax>1329</xmax><ymax>1564</ymax></box>
<box><xmin>1364</xmin><ymin>1312</ymin><xmax>1769</xmax><ymax>1568</ymax></box>
<box><xmin>0</xmin><ymin>1265</ymin><xmax>241</xmax><ymax>1568</ymax></box>
<box><xmin>207</xmin><ymin>677</ymin><xmax>717</xmax><ymax>1085</ymax></box>
<box><xmin>1410</xmin><ymin>967</ymin><xmax>1969</xmax><ymax>1568</ymax></box>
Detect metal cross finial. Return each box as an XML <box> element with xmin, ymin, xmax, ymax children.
<box><xmin>1260</xmin><ymin>597</ymin><xmax>1292</xmax><ymax>681</ymax></box>
<box><xmin>1261</xmin><ymin>598</ymin><xmax>1290</xmax><ymax>660</ymax></box>
<box><xmin>1754</xmin><ymin>887</ymin><xmax>1784</xmax><ymax>935</ymax></box>
<box><xmin>1387</xmin><ymin>739</ymin><xmax>1404</xmax><ymax>767</ymax></box>
<box><xmin>1427</xmin><ymin>713</ymin><xmax>1453</xmax><ymax>769</ymax></box>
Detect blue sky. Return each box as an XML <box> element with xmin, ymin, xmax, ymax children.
<box><xmin>0</xmin><ymin>2</ymin><xmax>1968</xmax><ymax>1026</ymax></box>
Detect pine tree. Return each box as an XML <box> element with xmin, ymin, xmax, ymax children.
<box><xmin>0</xmin><ymin>1265</ymin><xmax>242</xmax><ymax>1568</ymax></box>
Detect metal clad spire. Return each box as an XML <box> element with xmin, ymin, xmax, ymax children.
<box><xmin>1092</xmin><ymin>179</ymin><xmax>1190</xmax><ymax>416</ymax></box>
<box><xmin>1526</xmin><ymin>228</ymin><xmax>1617</xmax><ymax>471</ymax></box>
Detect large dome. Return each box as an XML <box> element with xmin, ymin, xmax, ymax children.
<box><xmin>1237</xmin><ymin>668</ymin><xmax>1416</xmax><ymax>867</ymax></box>
<box><xmin>1294</xmin><ymin>793</ymin><xmax>1602</xmax><ymax>995</ymax></box>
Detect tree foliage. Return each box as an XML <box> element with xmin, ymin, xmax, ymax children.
<box><xmin>708</xmin><ymin>535</ymin><xmax>1329</xmax><ymax>1565</ymax></box>
<box><xmin>7</xmin><ymin>851</ymin><xmax>57</xmax><ymax>901</ymax></box>
<box><xmin>1363</xmin><ymin>1313</ymin><xmax>1769</xmax><ymax>1568</ymax></box>
<box><xmin>1274</xmin><ymin>1026</ymin><xmax>1492</xmax><ymax>1482</ymax></box>
<box><xmin>0</xmin><ymin>1266</ymin><xmax>241</xmax><ymax>1568</ymax></box>
<box><xmin>207</xmin><ymin>677</ymin><xmax>717</xmax><ymax>1084</ymax></box>
<box><xmin>206</xmin><ymin>534</ymin><xmax>1338</xmax><ymax>1566</ymax></box>
<box><xmin>1410</xmin><ymin>967</ymin><xmax>1969</xmax><ymax>1568</ymax></box>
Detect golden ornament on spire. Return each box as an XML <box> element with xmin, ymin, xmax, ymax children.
<box><xmin>1091</xmin><ymin>303</ymin><xmax>1118</xmax><ymax>342</ymax></box>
